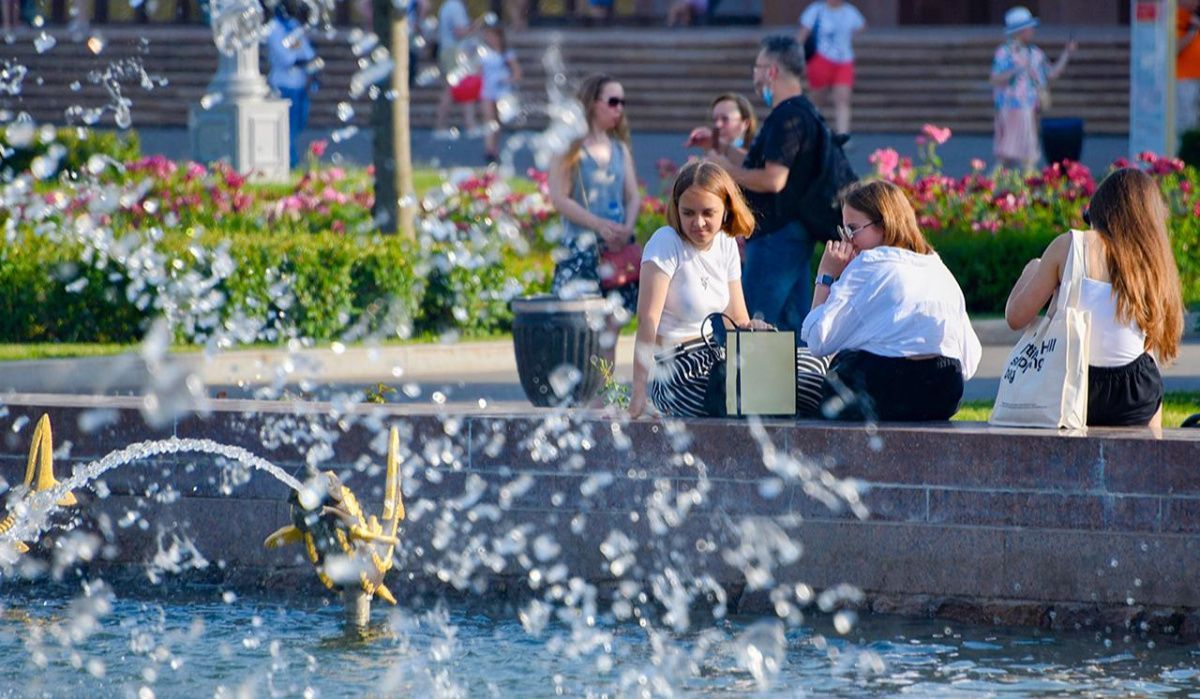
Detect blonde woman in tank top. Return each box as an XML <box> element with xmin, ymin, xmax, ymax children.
<box><xmin>1004</xmin><ymin>168</ymin><xmax>1185</xmax><ymax>428</ymax></box>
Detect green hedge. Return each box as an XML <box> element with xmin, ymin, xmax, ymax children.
<box><xmin>930</xmin><ymin>227</ymin><xmax>1058</xmax><ymax>314</ymax></box>
<box><xmin>0</xmin><ymin>127</ymin><xmax>140</xmax><ymax>179</ymax></box>
<box><xmin>0</xmin><ymin>229</ymin><xmax>554</xmax><ymax>344</ymax></box>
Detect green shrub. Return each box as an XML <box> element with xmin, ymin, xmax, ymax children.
<box><xmin>0</xmin><ymin>233</ymin><xmax>144</xmax><ymax>342</ymax></box>
<box><xmin>0</xmin><ymin>230</ymin><xmax>424</xmax><ymax>345</ymax></box>
<box><xmin>0</xmin><ymin>126</ymin><xmax>140</xmax><ymax>179</ymax></box>
<box><xmin>930</xmin><ymin>227</ymin><xmax>1058</xmax><ymax>314</ymax></box>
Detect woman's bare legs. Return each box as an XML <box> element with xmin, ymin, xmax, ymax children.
<box><xmin>831</xmin><ymin>84</ymin><xmax>853</xmax><ymax>135</ymax></box>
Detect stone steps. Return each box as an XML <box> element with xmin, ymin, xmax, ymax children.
<box><xmin>0</xmin><ymin>26</ymin><xmax>1131</xmax><ymax>135</ymax></box>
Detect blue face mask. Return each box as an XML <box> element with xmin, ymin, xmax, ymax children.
<box><xmin>761</xmin><ymin>86</ymin><xmax>774</xmax><ymax>108</ymax></box>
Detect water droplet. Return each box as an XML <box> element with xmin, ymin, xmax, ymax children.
<box><xmin>548</xmin><ymin>364</ymin><xmax>581</xmax><ymax>399</ymax></box>
<box><xmin>331</xmin><ymin>125</ymin><xmax>358</xmax><ymax>143</ymax></box>
<box><xmin>33</xmin><ymin>32</ymin><xmax>56</xmax><ymax>54</ymax></box>
<box><xmin>336</xmin><ymin>101</ymin><xmax>355</xmax><ymax>122</ymax></box>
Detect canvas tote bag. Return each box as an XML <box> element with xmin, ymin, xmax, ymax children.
<box><xmin>989</xmin><ymin>230</ymin><xmax>1092</xmax><ymax>429</ymax></box>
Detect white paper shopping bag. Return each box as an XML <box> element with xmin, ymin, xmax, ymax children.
<box><xmin>989</xmin><ymin>230</ymin><xmax>1091</xmax><ymax>429</ymax></box>
<box><xmin>726</xmin><ymin>329</ymin><xmax>797</xmax><ymax>417</ymax></box>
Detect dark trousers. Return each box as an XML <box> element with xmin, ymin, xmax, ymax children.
<box><xmin>822</xmin><ymin>350</ymin><xmax>964</xmax><ymax>422</ymax></box>
<box><xmin>741</xmin><ymin>220</ymin><xmax>813</xmax><ymax>332</ymax></box>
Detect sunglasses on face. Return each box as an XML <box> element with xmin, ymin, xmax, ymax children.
<box><xmin>836</xmin><ymin>220</ymin><xmax>878</xmax><ymax>242</ymax></box>
<box><xmin>604</xmin><ymin>97</ymin><xmax>626</xmax><ymax>108</ymax></box>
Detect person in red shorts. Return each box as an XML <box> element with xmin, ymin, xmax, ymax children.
<box><xmin>796</xmin><ymin>0</ymin><xmax>865</xmax><ymax>140</ymax></box>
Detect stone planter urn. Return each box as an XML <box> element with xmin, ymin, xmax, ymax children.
<box><xmin>511</xmin><ymin>295</ymin><xmax>614</xmax><ymax>407</ymax></box>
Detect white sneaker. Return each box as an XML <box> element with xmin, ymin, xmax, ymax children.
<box><xmin>432</xmin><ymin>128</ymin><xmax>458</xmax><ymax>141</ymax></box>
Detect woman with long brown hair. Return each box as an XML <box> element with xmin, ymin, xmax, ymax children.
<box><xmin>629</xmin><ymin>160</ymin><xmax>827</xmax><ymax>418</ymax></box>
<box><xmin>548</xmin><ymin>73</ymin><xmax>642</xmax><ymax>313</ymax></box>
<box><xmin>802</xmin><ymin>180</ymin><xmax>981</xmax><ymax>421</ymax></box>
<box><xmin>1005</xmin><ymin>168</ymin><xmax>1184</xmax><ymax>427</ymax></box>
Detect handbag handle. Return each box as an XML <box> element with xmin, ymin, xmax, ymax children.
<box><xmin>701</xmin><ymin>312</ymin><xmax>738</xmax><ymax>353</ymax></box>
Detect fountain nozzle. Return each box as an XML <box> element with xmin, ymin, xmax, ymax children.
<box><xmin>0</xmin><ymin>414</ymin><xmax>78</xmax><ymax>554</ymax></box>
<box><xmin>264</xmin><ymin>426</ymin><xmax>406</xmax><ymax>608</ymax></box>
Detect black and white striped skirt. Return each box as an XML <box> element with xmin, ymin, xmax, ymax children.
<box><xmin>648</xmin><ymin>338</ymin><xmax>829</xmax><ymax>418</ymax></box>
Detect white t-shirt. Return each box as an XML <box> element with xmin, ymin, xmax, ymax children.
<box><xmin>480</xmin><ymin>48</ymin><xmax>515</xmax><ymax>100</ymax></box>
<box><xmin>642</xmin><ymin>226</ymin><xmax>742</xmax><ymax>345</ymax></box>
<box><xmin>799</xmin><ymin>2</ymin><xmax>865</xmax><ymax>63</ymax></box>
<box><xmin>800</xmin><ymin>246</ymin><xmax>981</xmax><ymax>379</ymax></box>
<box><xmin>438</xmin><ymin>0</ymin><xmax>469</xmax><ymax>51</ymax></box>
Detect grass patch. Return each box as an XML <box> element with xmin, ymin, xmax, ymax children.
<box><xmin>0</xmin><ymin>343</ymin><xmax>140</xmax><ymax>361</ymax></box>
<box><xmin>954</xmin><ymin>392</ymin><xmax>1200</xmax><ymax>428</ymax></box>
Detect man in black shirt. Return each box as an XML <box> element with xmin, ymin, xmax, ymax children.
<box><xmin>707</xmin><ymin>35</ymin><xmax>826</xmax><ymax>332</ymax></box>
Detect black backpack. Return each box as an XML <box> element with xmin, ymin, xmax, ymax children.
<box><xmin>795</xmin><ymin>103</ymin><xmax>858</xmax><ymax>243</ymax></box>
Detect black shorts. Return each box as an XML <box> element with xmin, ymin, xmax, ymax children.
<box><xmin>822</xmin><ymin>349</ymin><xmax>964</xmax><ymax>422</ymax></box>
<box><xmin>1087</xmin><ymin>353</ymin><xmax>1163</xmax><ymax>426</ymax></box>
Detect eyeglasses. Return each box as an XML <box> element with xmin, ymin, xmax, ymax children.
<box><xmin>604</xmin><ymin>97</ymin><xmax>626</xmax><ymax>108</ymax></box>
<box><xmin>836</xmin><ymin>220</ymin><xmax>879</xmax><ymax>241</ymax></box>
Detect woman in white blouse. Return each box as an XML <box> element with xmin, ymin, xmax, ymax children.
<box><xmin>629</xmin><ymin>160</ymin><xmax>826</xmax><ymax>418</ymax></box>
<box><xmin>801</xmin><ymin>180</ymin><xmax>981</xmax><ymax>421</ymax></box>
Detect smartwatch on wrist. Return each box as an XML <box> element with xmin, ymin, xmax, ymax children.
<box><xmin>816</xmin><ymin>273</ymin><xmax>836</xmax><ymax>287</ymax></box>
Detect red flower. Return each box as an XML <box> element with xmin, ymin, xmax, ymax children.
<box><xmin>223</xmin><ymin>170</ymin><xmax>246</xmax><ymax>190</ymax></box>
<box><xmin>309</xmin><ymin>140</ymin><xmax>329</xmax><ymax>158</ymax></box>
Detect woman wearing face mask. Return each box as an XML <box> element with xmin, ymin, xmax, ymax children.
<box><xmin>629</xmin><ymin>160</ymin><xmax>828</xmax><ymax>419</ymax></box>
<box><xmin>548</xmin><ymin>73</ymin><xmax>642</xmax><ymax>315</ymax></box>
<box><xmin>801</xmin><ymin>180</ymin><xmax>981</xmax><ymax>422</ymax></box>
<box><xmin>685</xmin><ymin>93</ymin><xmax>758</xmax><ymax>158</ymax></box>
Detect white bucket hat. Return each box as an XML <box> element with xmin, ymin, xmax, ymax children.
<box><xmin>1004</xmin><ymin>6</ymin><xmax>1039</xmax><ymax>34</ymax></box>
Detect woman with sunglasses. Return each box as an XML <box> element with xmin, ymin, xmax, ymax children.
<box><xmin>800</xmin><ymin>180</ymin><xmax>981</xmax><ymax>421</ymax></box>
<box><xmin>548</xmin><ymin>74</ymin><xmax>642</xmax><ymax>315</ymax></box>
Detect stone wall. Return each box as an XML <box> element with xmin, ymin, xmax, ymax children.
<box><xmin>1</xmin><ymin>394</ymin><xmax>1198</xmax><ymax>634</ymax></box>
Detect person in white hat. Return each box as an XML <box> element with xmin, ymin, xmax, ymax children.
<box><xmin>989</xmin><ymin>6</ymin><xmax>1076</xmax><ymax>170</ymax></box>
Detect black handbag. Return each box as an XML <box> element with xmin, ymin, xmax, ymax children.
<box><xmin>701</xmin><ymin>312</ymin><xmax>798</xmax><ymax>417</ymax></box>
<box><xmin>700</xmin><ymin>313</ymin><xmax>732</xmax><ymax>417</ymax></box>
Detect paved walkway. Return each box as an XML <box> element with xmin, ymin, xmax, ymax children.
<box><xmin>2</xmin><ymin>321</ymin><xmax>1197</xmax><ymax>410</ymax></box>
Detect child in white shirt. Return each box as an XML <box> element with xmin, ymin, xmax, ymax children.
<box><xmin>479</xmin><ymin>22</ymin><xmax>521</xmax><ymax>163</ymax></box>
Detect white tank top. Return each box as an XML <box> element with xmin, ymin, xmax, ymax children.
<box><xmin>1079</xmin><ymin>277</ymin><xmax>1146</xmax><ymax>366</ymax></box>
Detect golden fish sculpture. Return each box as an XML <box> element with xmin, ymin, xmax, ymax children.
<box><xmin>264</xmin><ymin>426</ymin><xmax>405</xmax><ymax>605</ymax></box>
<box><xmin>0</xmin><ymin>415</ymin><xmax>78</xmax><ymax>554</ymax></box>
